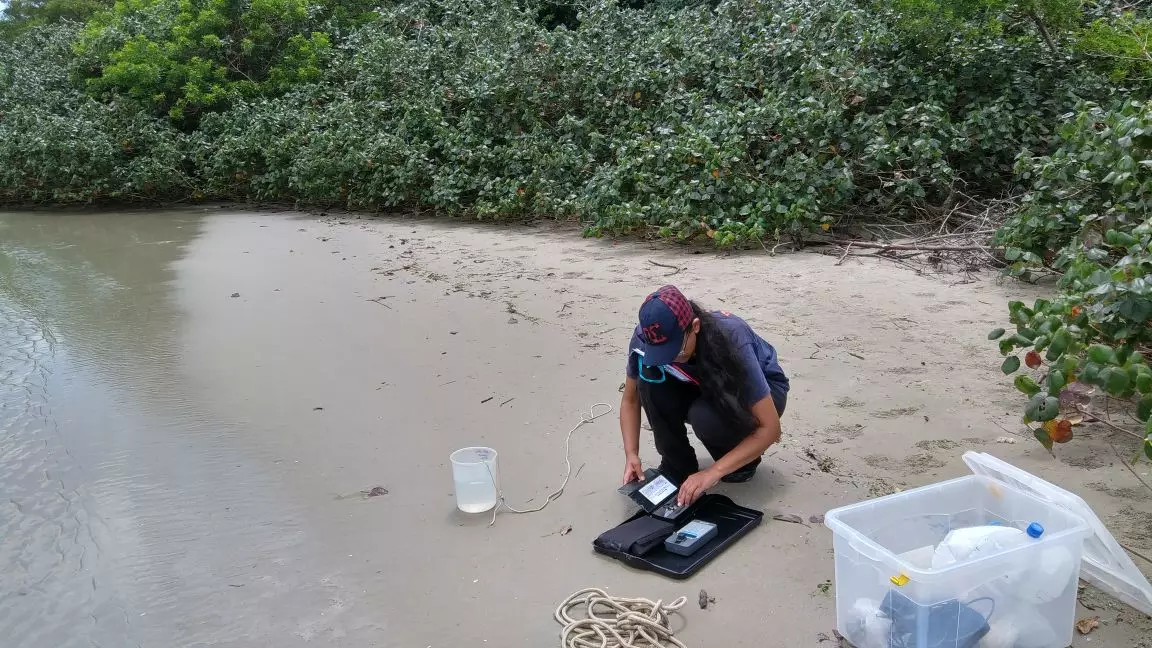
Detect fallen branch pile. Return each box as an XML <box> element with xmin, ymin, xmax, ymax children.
<box><xmin>820</xmin><ymin>195</ymin><xmax>1013</xmax><ymax>279</ymax></box>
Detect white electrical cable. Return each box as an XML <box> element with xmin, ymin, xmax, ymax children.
<box><xmin>488</xmin><ymin>402</ymin><xmax>614</xmax><ymax>527</ymax></box>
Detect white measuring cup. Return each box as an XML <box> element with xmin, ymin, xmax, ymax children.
<box><xmin>450</xmin><ymin>447</ymin><xmax>499</xmax><ymax>513</ymax></box>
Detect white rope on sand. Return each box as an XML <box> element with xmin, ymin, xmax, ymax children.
<box><xmin>488</xmin><ymin>403</ymin><xmax>614</xmax><ymax>526</ymax></box>
<box><xmin>555</xmin><ymin>588</ymin><xmax>689</xmax><ymax>648</ymax></box>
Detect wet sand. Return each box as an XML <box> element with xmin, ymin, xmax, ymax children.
<box><xmin>1</xmin><ymin>209</ymin><xmax>1149</xmax><ymax>647</ymax></box>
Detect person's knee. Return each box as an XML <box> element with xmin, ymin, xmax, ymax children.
<box><xmin>639</xmin><ymin>379</ymin><xmax>685</xmax><ymax>412</ymax></box>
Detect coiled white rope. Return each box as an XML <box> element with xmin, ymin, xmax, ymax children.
<box><xmin>488</xmin><ymin>402</ymin><xmax>614</xmax><ymax>526</ymax></box>
<box><xmin>554</xmin><ymin>587</ymin><xmax>689</xmax><ymax>648</ymax></box>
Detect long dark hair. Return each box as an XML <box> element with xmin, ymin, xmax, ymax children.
<box><xmin>689</xmin><ymin>300</ymin><xmax>759</xmax><ymax>431</ymax></box>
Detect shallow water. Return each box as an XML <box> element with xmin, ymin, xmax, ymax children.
<box><xmin>0</xmin><ymin>213</ymin><xmax>376</xmax><ymax>647</ymax></box>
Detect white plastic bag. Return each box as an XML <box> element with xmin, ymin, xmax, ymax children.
<box><xmin>845</xmin><ymin>598</ymin><xmax>892</xmax><ymax>648</ymax></box>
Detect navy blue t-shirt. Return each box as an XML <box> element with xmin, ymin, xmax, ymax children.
<box><xmin>625</xmin><ymin>311</ymin><xmax>789</xmax><ymax>405</ymax></box>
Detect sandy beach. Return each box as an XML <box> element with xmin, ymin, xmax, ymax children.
<box><xmin>1</xmin><ymin>209</ymin><xmax>1149</xmax><ymax>647</ymax></box>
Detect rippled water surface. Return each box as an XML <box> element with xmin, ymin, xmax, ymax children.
<box><xmin>0</xmin><ymin>213</ymin><xmax>377</xmax><ymax>648</ymax></box>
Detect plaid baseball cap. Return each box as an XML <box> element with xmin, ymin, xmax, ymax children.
<box><xmin>637</xmin><ymin>285</ymin><xmax>694</xmax><ymax>366</ymax></box>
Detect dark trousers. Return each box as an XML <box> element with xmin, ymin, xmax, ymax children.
<box><xmin>638</xmin><ymin>379</ymin><xmax>787</xmax><ymax>482</ymax></box>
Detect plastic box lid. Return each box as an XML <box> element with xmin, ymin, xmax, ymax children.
<box><xmin>963</xmin><ymin>451</ymin><xmax>1152</xmax><ymax>616</ymax></box>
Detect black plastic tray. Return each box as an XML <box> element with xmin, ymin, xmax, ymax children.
<box><xmin>592</xmin><ymin>494</ymin><xmax>763</xmax><ymax>579</ymax></box>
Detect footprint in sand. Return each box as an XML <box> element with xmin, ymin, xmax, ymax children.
<box><xmin>880</xmin><ymin>365</ymin><xmax>927</xmax><ymax>375</ymax></box>
<box><xmin>871</xmin><ymin>406</ymin><xmax>921</xmax><ymax>419</ymax></box>
<box><xmin>865</xmin><ymin>453</ymin><xmax>945</xmax><ymax>474</ymax></box>
<box><xmin>821</xmin><ymin>423</ymin><xmax>865</xmax><ymax>444</ymax></box>
<box><xmin>914</xmin><ymin>439</ymin><xmax>960</xmax><ymax>452</ymax></box>
<box><xmin>925</xmin><ymin>300</ymin><xmax>969</xmax><ymax>313</ymax></box>
<box><xmin>1087</xmin><ymin>482</ymin><xmax>1144</xmax><ymax>499</ymax></box>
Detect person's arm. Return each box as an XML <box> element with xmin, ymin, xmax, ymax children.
<box><xmin>676</xmin><ymin>395</ymin><xmax>781</xmax><ymax>505</ymax></box>
<box><xmin>620</xmin><ymin>377</ymin><xmax>645</xmax><ymax>484</ymax></box>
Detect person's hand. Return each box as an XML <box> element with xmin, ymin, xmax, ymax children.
<box><xmin>622</xmin><ymin>455</ymin><xmax>645</xmax><ymax>485</ymax></box>
<box><xmin>677</xmin><ymin>468</ymin><xmax>721</xmax><ymax>506</ymax></box>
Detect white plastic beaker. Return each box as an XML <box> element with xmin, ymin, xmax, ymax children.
<box><xmin>450</xmin><ymin>447</ymin><xmax>499</xmax><ymax>513</ymax></box>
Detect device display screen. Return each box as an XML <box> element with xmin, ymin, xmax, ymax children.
<box><xmin>638</xmin><ymin>475</ymin><xmax>676</xmax><ymax>505</ymax></box>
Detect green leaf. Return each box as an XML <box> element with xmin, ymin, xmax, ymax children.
<box><xmin>1137</xmin><ymin>372</ymin><xmax>1152</xmax><ymax>394</ymax></box>
<box><xmin>1002</xmin><ymin>356</ymin><xmax>1021</xmax><ymax>374</ymax></box>
<box><xmin>1000</xmin><ymin>339</ymin><xmax>1016</xmax><ymax>356</ymax></box>
<box><xmin>1048</xmin><ymin>369</ymin><xmax>1067</xmax><ymax>395</ymax></box>
<box><xmin>1088</xmin><ymin>344</ymin><xmax>1118</xmax><ymax>365</ymax></box>
<box><xmin>988</xmin><ymin>328</ymin><xmax>1006</xmax><ymax>340</ymax></box>
<box><xmin>1060</xmin><ymin>356</ymin><xmax>1080</xmax><ymax>376</ymax></box>
<box><xmin>1049</xmin><ymin>329</ymin><xmax>1069</xmax><ymax>357</ymax></box>
<box><xmin>1081</xmin><ymin>362</ymin><xmax>1103</xmax><ymax>385</ymax></box>
<box><xmin>1118</xmin><ymin>297</ymin><xmax>1152</xmax><ymax>323</ymax></box>
<box><xmin>1103</xmin><ymin>367</ymin><xmax>1132</xmax><ymax>396</ymax></box>
<box><xmin>1117</xmin><ymin>346</ymin><xmax>1133</xmax><ymax>365</ymax></box>
<box><xmin>1138</xmin><ymin>396</ymin><xmax>1152</xmax><ymax>422</ymax></box>
<box><xmin>1011</xmin><ymin>334</ymin><xmax>1034</xmax><ymax>347</ymax></box>
<box><xmin>1015</xmin><ymin>375</ymin><xmax>1042</xmax><ymax>397</ymax></box>
<box><xmin>1032</xmin><ymin>335</ymin><xmax>1050</xmax><ymax>352</ymax></box>
<box><xmin>1038</xmin><ymin>396</ymin><xmax>1061</xmax><ymax>422</ymax></box>
<box><xmin>1025</xmin><ymin>393</ymin><xmax>1047</xmax><ymax>420</ymax></box>
<box><xmin>1008</xmin><ymin>302</ymin><xmax>1033</xmax><ymax>326</ymax></box>
<box><xmin>1033</xmin><ymin>426</ymin><xmax>1054</xmax><ymax>455</ymax></box>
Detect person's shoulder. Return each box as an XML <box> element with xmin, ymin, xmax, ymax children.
<box><xmin>626</xmin><ymin>325</ymin><xmax>642</xmax><ymax>347</ymax></box>
<box><xmin>712</xmin><ymin>310</ymin><xmax>751</xmax><ymax>328</ymax></box>
<box><xmin>711</xmin><ymin>310</ymin><xmax>755</xmax><ymax>338</ymax></box>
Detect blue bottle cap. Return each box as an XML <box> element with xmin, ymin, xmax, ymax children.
<box><xmin>1027</xmin><ymin>522</ymin><xmax>1045</xmax><ymax>538</ymax></box>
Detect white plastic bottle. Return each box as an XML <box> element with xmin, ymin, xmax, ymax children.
<box><xmin>931</xmin><ymin>522</ymin><xmax>1044</xmax><ymax>569</ymax></box>
<box><xmin>934</xmin><ymin>522</ymin><xmax>1074</xmax><ymax>606</ymax></box>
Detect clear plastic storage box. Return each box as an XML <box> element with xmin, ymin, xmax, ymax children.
<box><xmin>824</xmin><ymin>452</ymin><xmax>1152</xmax><ymax>648</ymax></box>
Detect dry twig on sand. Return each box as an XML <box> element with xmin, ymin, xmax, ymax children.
<box><xmin>648</xmin><ymin>259</ymin><xmax>682</xmax><ymax>276</ymax></box>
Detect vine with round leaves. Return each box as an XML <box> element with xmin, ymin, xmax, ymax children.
<box><xmin>993</xmin><ymin>101</ymin><xmax>1152</xmax><ymax>462</ymax></box>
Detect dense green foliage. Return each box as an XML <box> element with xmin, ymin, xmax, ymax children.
<box><xmin>2</xmin><ymin>0</ymin><xmax>1145</xmax><ymax>233</ymax></box>
<box><xmin>994</xmin><ymin>100</ymin><xmax>1152</xmax><ymax>460</ymax></box>
<box><xmin>72</xmin><ymin>0</ymin><xmax>374</xmax><ymax>124</ymax></box>
<box><xmin>0</xmin><ymin>25</ymin><xmax>193</xmax><ymax>202</ymax></box>
<box><xmin>0</xmin><ymin>0</ymin><xmax>110</xmax><ymax>37</ymax></box>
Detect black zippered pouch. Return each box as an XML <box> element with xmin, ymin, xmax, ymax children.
<box><xmin>594</xmin><ymin>515</ymin><xmax>675</xmax><ymax>556</ymax></box>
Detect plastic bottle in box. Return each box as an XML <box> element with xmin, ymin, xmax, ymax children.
<box><xmin>932</xmin><ymin>522</ymin><xmax>1075</xmax><ymax>604</ymax></box>
<box><xmin>825</xmin><ymin>452</ymin><xmax>1152</xmax><ymax>648</ymax></box>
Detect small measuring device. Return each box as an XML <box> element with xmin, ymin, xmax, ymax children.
<box><xmin>664</xmin><ymin>520</ymin><xmax>719</xmax><ymax>556</ymax></box>
<box><xmin>617</xmin><ymin>469</ymin><xmax>695</xmax><ymax>521</ymax></box>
